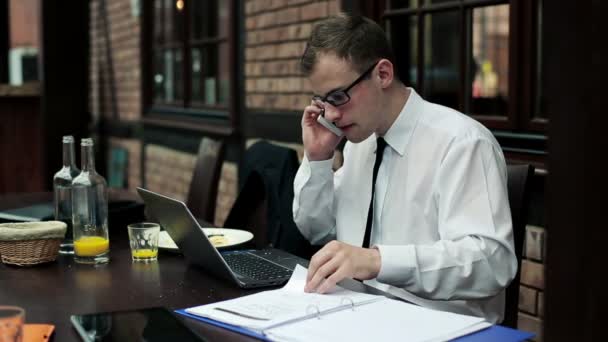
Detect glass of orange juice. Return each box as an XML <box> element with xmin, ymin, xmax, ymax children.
<box><xmin>73</xmin><ymin>226</ymin><xmax>110</xmax><ymax>265</ymax></box>
<box><xmin>127</xmin><ymin>223</ymin><xmax>160</xmax><ymax>262</ymax></box>
<box><xmin>74</xmin><ymin>235</ymin><xmax>110</xmax><ymax>264</ymax></box>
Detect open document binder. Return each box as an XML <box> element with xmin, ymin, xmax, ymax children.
<box><xmin>176</xmin><ymin>265</ymin><xmax>532</xmax><ymax>342</ymax></box>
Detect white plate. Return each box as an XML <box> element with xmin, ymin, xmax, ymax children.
<box><xmin>158</xmin><ymin>228</ymin><xmax>253</xmax><ymax>251</ymax></box>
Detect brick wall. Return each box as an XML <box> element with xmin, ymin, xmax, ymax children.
<box><xmin>9</xmin><ymin>0</ymin><xmax>40</xmax><ymax>48</ymax></box>
<box><xmin>519</xmin><ymin>225</ymin><xmax>546</xmax><ymax>341</ymax></box>
<box><xmin>90</xmin><ymin>0</ymin><xmax>143</xmax><ymax>190</ymax></box>
<box><xmin>90</xmin><ymin>0</ymin><xmax>141</xmax><ymax>122</ymax></box>
<box><xmin>144</xmin><ymin>144</ymin><xmax>237</xmax><ymax>227</ymax></box>
<box><xmin>144</xmin><ymin>144</ymin><xmax>195</xmax><ymax>202</ymax></box>
<box><xmin>244</xmin><ymin>0</ymin><xmax>341</xmax><ymax>111</ymax></box>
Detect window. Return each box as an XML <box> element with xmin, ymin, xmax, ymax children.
<box><xmin>147</xmin><ymin>0</ymin><xmax>233</xmax><ymax>116</ymax></box>
<box><xmin>380</xmin><ymin>0</ymin><xmax>546</xmax><ymax>134</ymax></box>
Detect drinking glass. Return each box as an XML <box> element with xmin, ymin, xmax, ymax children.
<box><xmin>128</xmin><ymin>223</ymin><xmax>160</xmax><ymax>262</ymax></box>
<box><xmin>0</xmin><ymin>306</ymin><xmax>24</xmax><ymax>342</ymax></box>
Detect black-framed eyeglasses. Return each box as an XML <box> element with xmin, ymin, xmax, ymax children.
<box><xmin>312</xmin><ymin>60</ymin><xmax>380</xmax><ymax>107</ymax></box>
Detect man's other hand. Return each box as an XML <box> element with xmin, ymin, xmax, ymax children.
<box><xmin>304</xmin><ymin>240</ymin><xmax>381</xmax><ymax>294</ymax></box>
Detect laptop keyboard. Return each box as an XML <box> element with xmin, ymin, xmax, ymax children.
<box><xmin>223</xmin><ymin>252</ymin><xmax>293</xmax><ymax>281</ymax></box>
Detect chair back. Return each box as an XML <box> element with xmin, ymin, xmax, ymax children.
<box><xmin>223</xmin><ymin>171</ymin><xmax>269</xmax><ymax>249</ymax></box>
<box><xmin>223</xmin><ymin>140</ymin><xmax>320</xmax><ymax>259</ymax></box>
<box><xmin>186</xmin><ymin>137</ymin><xmax>225</xmax><ymax>224</ymax></box>
<box><xmin>503</xmin><ymin>164</ymin><xmax>534</xmax><ymax>328</ymax></box>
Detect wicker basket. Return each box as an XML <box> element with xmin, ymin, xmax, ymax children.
<box><xmin>0</xmin><ymin>221</ymin><xmax>67</xmax><ymax>266</ymax></box>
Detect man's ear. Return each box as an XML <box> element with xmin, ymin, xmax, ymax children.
<box><xmin>376</xmin><ymin>59</ymin><xmax>394</xmax><ymax>89</ymax></box>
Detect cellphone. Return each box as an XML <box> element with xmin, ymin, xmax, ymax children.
<box><xmin>70</xmin><ymin>307</ymin><xmax>206</xmax><ymax>342</ymax></box>
<box><xmin>316</xmin><ymin>109</ymin><xmax>344</xmax><ymax>136</ymax></box>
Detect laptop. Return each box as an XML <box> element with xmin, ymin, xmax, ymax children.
<box><xmin>0</xmin><ymin>203</ymin><xmax>54</xmax><ymax>223</ymax></box>
<box><xmin>136</xmin><ymin>187</ymin><xmax>309</xmax><ymax>289</ymax></box>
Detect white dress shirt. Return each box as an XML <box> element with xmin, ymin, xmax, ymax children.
<box><xmin>293</xmin><ymin>88</ymin><xmax>517</xmax><ymax>323</ymax></box>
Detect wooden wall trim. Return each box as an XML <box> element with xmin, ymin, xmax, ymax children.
<box><xmin>243</xmin><ymin>110</ymin><xmax>302</xmax><ymax>143</ymax></box>
<box><xmin>142</xmin><ymin>116</ymin><xmax>235</xmax><ymax>138</ymax></box>
<box><xmin>97</xmin><ymin>118</ymin><xmax>139</xmax><ymax>139</ymax></box>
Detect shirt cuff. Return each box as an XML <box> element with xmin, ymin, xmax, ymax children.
<box><xmin>375</xmin><ymin>244</ymin><xmax>417</xmax><ymax>286</ymax></box>
<box><xmin>304</xmin><ymin>154</ymin><xmax>335</xmax><ymax>177</ymax></box>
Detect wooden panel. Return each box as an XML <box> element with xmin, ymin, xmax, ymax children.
<box><xmin>0</xmin><ymin>95</ymin><xmax>44</xmax><ymax>193</ymax></box>
<box><xmin>0</xmin><ymin>0</ymin><xmax>8</xmax><ymax>83</ymax></box>
<box><xmin>544</xmin><ymin>0</ymin><xmax>605</xmax><ymax>341</ymax></box>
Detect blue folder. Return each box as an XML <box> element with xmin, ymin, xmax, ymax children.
<box><xmin>452</xmin><ymin>324</ymin><xmax>534</xmax><ymax>341</ymax></box>
<box><xmin>176</xmin><ymin>309</ymin><xmax>271</xmax><ymax>341</ymax></box>
<box><xmin>175</xmin><ymin>309</ymin><xmax>534</xmax><ymax>341</ymax></box>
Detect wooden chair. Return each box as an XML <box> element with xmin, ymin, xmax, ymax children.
<box><xmin>223</xmin><ymin>171</ymin><xmax>268</xmax><ymax>249</ymax></box>
<box><xmin>223</xmin><ymin>140</ymin><xmax>320</xmax><ymax>259</ymax></box>
<box><xmin>186</xmin><ymin>137</ymin><xmax>225</xmax><ymax>225</ymax></box>
<box><xmin>502</xmin><ymin>164</ymin><xmax>535</xmax><ymax>328</ymax></box>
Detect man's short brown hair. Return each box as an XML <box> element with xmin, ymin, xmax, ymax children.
<box><xmin>300</xmin><ymin>14</ymin><xmax>396</xmax><ymax>76</ymax></box>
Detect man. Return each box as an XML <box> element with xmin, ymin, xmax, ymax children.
<box><xmin>292</xmin><ymin>14</ymin><xmax>517</xmax><ymax>324</ymax></box>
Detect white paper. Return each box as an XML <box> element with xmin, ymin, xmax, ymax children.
<box><xmin>185</xmin><ymin>265</ymin><xmax>382</xmax><ymax>332</ymax></box>
<box><xmin>266</xmin><ymin>298</ymin><xmax>490</xmax><ymax>342</ymax></box>
<box><xmin>185</xmin><ymin>265</ymin><xmax>490</xmax><ymax>341</ymax></box>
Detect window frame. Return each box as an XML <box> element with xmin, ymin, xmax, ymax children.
<box><xmin>368</xmin><ymin>0</ymin><xmax>547</xmax><ymax>133</ymax></box>
<box><xmin>141</xmin><ymin>0</ymin><xmax>240</xmax><ymax>134</ymax></box>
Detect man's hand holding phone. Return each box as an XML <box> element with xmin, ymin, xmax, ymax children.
<box><xmin>316</xmin><ymin>109</ymin><xmax>344</xmax><ymax>136</ymax></box>
<box><xmin>302</xmin><ymin>100</ymin><xmax>343</xmax><ymax>161</ymax></box>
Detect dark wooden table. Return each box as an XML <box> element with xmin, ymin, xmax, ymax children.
<box><xmin>0</xmin><ymin>191</ymin><xmax>390</xmax><ymax>342</ymax></box>
<box><xmin>0</xmin><ymin>191</ymin><xmax>262</xmax><ymax>341</ymax></box>
<box><xmin>0</xmin><ymin>237</ymin><xmax>268</xmax><ymax>341</ymax></box>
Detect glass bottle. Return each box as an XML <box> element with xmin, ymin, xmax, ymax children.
<box><xmin>53</xmin><ymin>135</ymin><xmax>80</xmax><ymax>255</ymax></box>
<box><xmin>72</xmin><ymin>138</ymin><xmax>110</xmax><ymax>264</ymax></box>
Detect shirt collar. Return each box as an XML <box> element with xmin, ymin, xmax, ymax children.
<box><xmin>377</xmin><ymin>87</ymin><xmax>423</xmax><ymax>157</ymax></box>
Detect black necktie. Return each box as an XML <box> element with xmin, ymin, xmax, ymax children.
<box><xmin>362</xmin><ymin>137</ymin><xmax>387</xmax><ymax>248</ymax></box>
